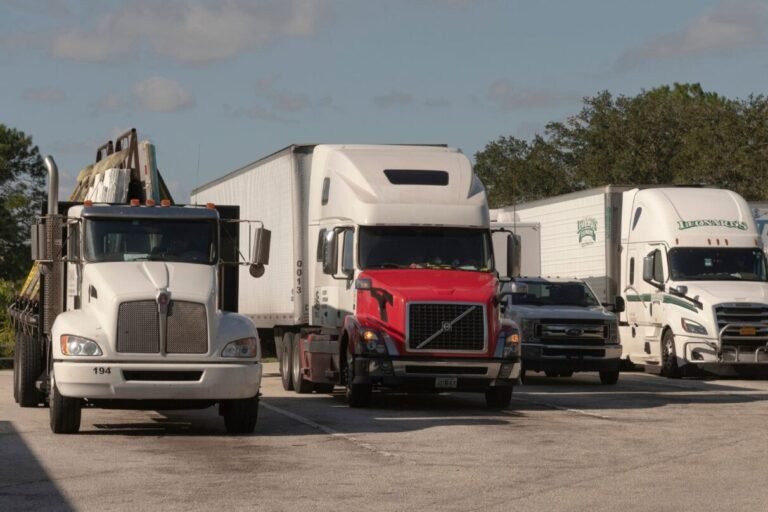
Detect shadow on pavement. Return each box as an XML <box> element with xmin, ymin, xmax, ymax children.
<box><xmin>0</xmin><ymin>421</ymin><xmax>73</xmax><ymax>512</ymax></box>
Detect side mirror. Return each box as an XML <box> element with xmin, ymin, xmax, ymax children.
<box><xmin>66</xmin><ymin>221</ymin><xmax>80</xmax><ymax>262</ymax></box>
<box><xmin>250</xmin><ymin>227</ymin><xmax>271</xmax><ymax>278</ymax></box>
<box><xmin>614</xmin><ymin>296</ymin><xmax>625</xmax><ymax>313</ymax></box>
<box><xmin>322</xmin><ymin>229</ymin><xmax>338</xmax><ymax>275</ymax></box>
<box><xmin>506</xmin><ymin>233</ymin><xmax>521</xmax><ymax>278</ymax></box>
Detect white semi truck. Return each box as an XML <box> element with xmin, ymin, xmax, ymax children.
<box><xmin>493</xmin><ymin>186</ymin><xmax>768</xmax><ymax>378</ymax></box>
<box><xmin>9</xmin><ymin>156</ymin><xmax>271</xmax><ymax>433</ymax></box>
<box><xmin>192</xmin><ymin>144</ymin><xmax>522</xmax><ymax>408</ymax></box>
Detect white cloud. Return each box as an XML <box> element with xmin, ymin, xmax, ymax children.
<box><xmin>22</xmin><ymin>87</ymin><xmax>67</xmax><ymax>103</ymax></box>
<box><xmin>132</xmin><ymin>77</ymin><xmax>195</xmax><ymax>112</ymax></box>
<box><xmin>487</xmin><ymin>81</ymin><xmax>579</xmax><ymax>111</ymax></box>
<box><xmin>372</xmin><ymin>90</ymin><xmax>414</xmax><ymax>109</ymax></box>
<box><xmin>50</xmin><ymin>0</ymin><xmax>329</xmax><ymax>64</ymax></box>
<box><xmin>618</xmin><ymin>0</ymin><xmax>768</xmax><ymax>68</ymax></box>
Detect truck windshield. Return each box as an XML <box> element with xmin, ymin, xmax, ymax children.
<box><xmin>509</xmin><ymin>282</ymin><xmax>599</xmax><ymax>307</ymax></box>
<box><xmin>84</xmin><ymin>218</ymin><xmax>216</xmax><ymax>264</ymax></box>
<box><xmin>358</xmin><ymin>226</ymin><xmax>493</xmax><ymax>271</ymax></box>
<box><xmin>668</xmin><ymin>248</ymin><xmax>768</xmax><ymax>282</ymax></box>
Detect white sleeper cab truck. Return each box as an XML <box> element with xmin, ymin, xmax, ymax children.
<box><xmin>494</xmin><ymin>186</ymin><xmax>768</xmax><ymax>378</ymax></box>
<box><xmin>192</xmin><ymin>144</ymin><xmax>522</xmax><ymax>408</ymax></box>
<box><xmin>8</xmin><ymin>157</ymin><xmax>271</xmax><ymax>434</ymax></box>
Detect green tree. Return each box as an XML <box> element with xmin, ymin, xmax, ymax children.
<box><xmin>478</xmin><ymin>83</ymin><xmax>768</xmax><ymax>205</ymax></box>
<box><xmin>0</xmin><ymin>124</ymin><xmax>46</xmax><ymax>281</ymax></box>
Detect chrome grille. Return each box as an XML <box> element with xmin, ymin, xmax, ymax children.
<box><xmin>117</xmin><ymin>301</ymin><xmax>160</xmax><ymax>353</ymax></box>
<box><xmin>116</xmin><ymin>300</ymin><xmax>208</xmax><ymax>354</ymax></box>
<box><xmin>167</xmin><ymin>301</ymin><xmax>208</xmax><ymax>354</ymax></box>
<box><xmin>535</xmin><ymin>319</ymin><xmax>608</xmax><ymax>346</ymax></box>
<box><xmin>407</xmin><ymin>303</ymin><xmax>486</xmax><ymax>352</ymax></box>
<box><xmin>715</xmin><ymin>303</ymin><xmax>768</xmax><ymax>347</ymax></box>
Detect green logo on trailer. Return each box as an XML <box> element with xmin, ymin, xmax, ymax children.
<box><xmin>577</xmin><ymin>217</ymin><xmax>598</xmax><ymax>244</ymax></box>
<box><xmin>677</xmin><ymin>219</ymin><xmax>748</xmax><ymax>231</ymax></box>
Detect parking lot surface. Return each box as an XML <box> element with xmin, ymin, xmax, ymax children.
<box><xmin>2</xmin><ymin>364</ymin><xmax>768</xmax><ymax>511</ymax></box>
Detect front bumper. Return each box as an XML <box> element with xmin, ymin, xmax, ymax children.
<box><xmin>53</xmin><ymin>361</ymin><xmax>262</xmax><ymax>400</ymax></box>
<box><xmin>677</xmin><ymin>336</ymin><xmax>768</xmax><ymax>376</ymax></box>
<box><xmin>522</xmin><ymin>343</ymin><xmax>621</xmax><ymax>372</ymax></box>
<box><xmin>351</xmin><ymin>356</ymin><xmax>520</xmax><ymax>393</ymax></box>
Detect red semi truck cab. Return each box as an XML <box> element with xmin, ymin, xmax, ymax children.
<box><xmin>191</xmin><ymin>144</ymin><xmax>521</xmax><ymax>408</ymax></box>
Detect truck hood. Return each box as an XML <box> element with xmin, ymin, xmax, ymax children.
<box><xmin>505</xmin><ymin>304</ymin><xmax>614</xmax><ymax>321</ymax></box>
<box><xmin>83</xmin><ymin>261</ymin><xmax>216</xmax><ymax>305</ymax></box>
<box><xmin>675</xmin><ymin>281</ymin><xmax>768</xmax><ymax>305</ymax></box>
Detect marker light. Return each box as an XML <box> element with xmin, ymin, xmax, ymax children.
<box><xmin>130</xmin><ymin>199</ymin><xmax>140</xmax><ymax>206</ymax></box>
<box><xmin>206</xmin><ymin>202</ymin><xmax>215</xmax><ymax>209</ymax></box>
<box><xmin>146</xmin><ymin>199</ymin><xmax>156</xmax><ymax>206</ymax></box>
<box><xmin>161</xmin><ymin>199</ymin><xmax>171</xmax><ymax>207</ymax></box>
<box><xmin>84</xmin><ymin>200</ymin><xmax>93</xmax><ymax>207</ymax></box>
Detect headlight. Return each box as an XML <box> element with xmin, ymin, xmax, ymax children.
<box><xmin>681</xmin><ymin>318</ymin><xmax>708</xmax><ymax>335</ymax></box>
<box><xmin>498</xmin><ymin>327</ymin><xmax>521</xmax><ymax>358</ymax></box>
<box><xmin>606</xmin><ymin>322</ymin><xmax>619</xmax><ymax>344</ymax></box>
<box><xmin>360</xmin><ymin>328</ymin><xmax>388</xmax><ymax>355</ymax></box>
<box><xmin>60</xmin><ymin>335</ymin><xmax>102</xmax><ymax>356</ymax></box>
<box><xmin>221</xmin><ymin>337</ymin><xmax>259</xmax><ymax>358</ymax></box>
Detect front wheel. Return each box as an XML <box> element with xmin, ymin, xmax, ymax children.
<box><xmin>17</xmin><ymin>332</ymin><xmax>44</xmax><ymax>407</ymax></box>
<box><xmin>49</xmin><ymin>376</ymin><xmax>81</xmax><ymax>434</ymax></box>
<box><xmin>599</xmin><ymin>370</ymin><xmax>619</xmax><ymax>385</ymax></box>
<box><xmin>345</xmin><ymin>357</ymin><xmax>372</xmax><ymax>408</ymax></box>
<box><xmin>485</xmin><ymin>386</ymin><xmax>513</xmax><ymax>409</ymax></box>
<box><xmin>662</xmin><ymin>330</ymin><xmax>681</xmax><ymax>379</ymax></box>
<box><xmin>222</xmin><ymin>395</ymin><xmax>259</xmax><ymax>434</ymax></box>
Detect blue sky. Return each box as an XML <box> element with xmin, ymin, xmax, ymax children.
<box><xmin>1</xmin><ymin>0</ymin><xmax>767</xmax><ymax>202</ymax></box>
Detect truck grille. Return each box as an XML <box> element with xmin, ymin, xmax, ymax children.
<box><xmin>116</xmin><ymin>300</ymin><xmax>208</xmax><ymax>354</ymax></box>
<box><xmin>407</xmin><ymin>303</ymin><xmax>486</xmax><ymax>352</ymax></box>
<box><xmin>715</xmin><ymin>303</ymin><xmax>768</xmax><ymax>348</ymax></box>
<box><xmin>532</xmin><ymin>319</ymin><xmax>608</xmax><ymax>346</ymax></box>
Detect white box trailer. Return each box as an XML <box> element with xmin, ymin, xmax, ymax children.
<box><xmin>193</xmin><ymin>144</ymin><xmax>522</xmax><ymax>408</ymax></box>
<box><xmin>493</xmin><ymin>185</ymin><xmax>768</xmax><ymax>378</ymax></box>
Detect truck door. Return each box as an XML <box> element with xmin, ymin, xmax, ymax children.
<box><xmin>625</xmin><ymin>244</ymin><xmax>667</xmax><ymax>363</ymax></box>
<box><xmin>313</xmin><ymin>225</ymin><xmax>355</xmax><ymax>328</ymax></box>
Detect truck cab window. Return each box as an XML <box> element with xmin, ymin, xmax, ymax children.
<box><xmin>652</xmin><ymin>249</ymin><xmax>664</xmax><ymax>283</ymax></box>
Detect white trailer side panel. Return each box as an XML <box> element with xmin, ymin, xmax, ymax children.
<box><xmin>191</xmin><ymin>154</ymin><xmax>298</xmax><ymax>326</ymax></box>
<box><xmin>512</xmin><ymin>192</ymin><xmax>609</xmax><ymax>292</ymax></box>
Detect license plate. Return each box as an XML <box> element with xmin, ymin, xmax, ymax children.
<box><xmin>740</xmin><ymin>326</ymin><xmax>757</xmax><ymax>336</ymax></box>
<box><xmin>435</xmin><ymin>377</ymin><xmax>457</xmax><ymax>389</ymax></box>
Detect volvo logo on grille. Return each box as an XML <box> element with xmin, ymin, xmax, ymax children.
<box><xmin>566</xmin><ymin>328</ymin><xmax>583</xmax><ymax>336</ymax></box>
<box><xmin>441</xmin><ymin>321</ymin><xmax>453</xmax><ymax>332</ymax></box>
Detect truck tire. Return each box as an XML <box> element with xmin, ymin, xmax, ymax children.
<box><xmin>314</xmin><ymin>383</ymin><xmax>335</xmax><ymax>394</ymax></box>
<box><xmin>292</xmin><ymin>336</ymin><xmax>314</xmax><ymax>394</ymax></box>
<box><xmin>345</xmin><ymin>357</ymin><xmax>372</xmax><ymax>408</ymax></box>
<box><xmin>13</xmin><ymin>331</ymin><xmax>20</xmax><ymax>403</ymax></box>
<box><xmin>17</xmin><ymin>332</ymin><xmax>44</xmax><ymax>407</ymax></box>
<box><xmin>49</xmin><ymin>376</ymin><xmax>81</xmax><ymax>434</ymax></box>
<box><xmin>485</xmin><ymin>386</ymin><xmax>513</xmax><ymax>409</ymax></box>
<box><xmin>222</xmin><ymin>395</ymin><xmax>259</xmax><ymax>434</ymax></box>
<box><xmin>280</xmin><ymin>333</ymin><xmax>294</xmax><ymax>391</ymax></box>
<box><xmin>662</xmin><ymin>330</ymin><xmax>681</xmax><ymax>379</ymax></box>
<box><xmin>599</xmin><ymin>370</ymin><xmax>619</xmax><ymax>385</ymax></box>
